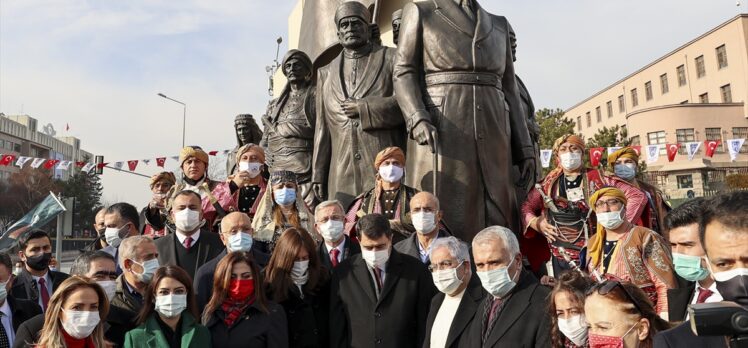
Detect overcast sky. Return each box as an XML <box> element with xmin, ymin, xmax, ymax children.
<box><xmin>0</xmin><ymin>0</ymin><xmax>742</xmax><ymax>208</ymax></box>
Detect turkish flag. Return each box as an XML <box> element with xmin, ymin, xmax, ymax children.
<box><xmin>75</xmin><ymin>161</ymin><xmax>86</xmax><ymax>168</ymax></box>
<box><xmin>156</xmin><ymin>157</ymin><xmax>166</xmax><ymax>168</ymax></box>
<box><xmin>631</xmin><ymin>146</ymin><xmax>642</xmax><ymax>157</ymax></box>
<box><xmin>666</xmin><ymin>143</ymin><xmax>681</xmax><ymax>162</ymax></box>
<box><xmin>43</xmin><ymin>159</ymin><xmax>60</xmax><ymax>169</ymax></box>
<box><xmin>97</xmin><ymin>162</ymin><xmax>109</xmax><ymax>169</ymax></box>
<box><xmin>0</xmin><ymin>155</ymin><xmax>15</xmax><ymax>166</ymax></box>
<box><xmin>127</xmin><ymin>160</ymin><xmax>139</xmax><ymax>171</ymax></box>
<box><xmin>589</xmin><ymin>147</ymin><xmax>604</xmax><ymax>167</ymax></box>
<box><xmin>208</xmin><ymin>150</ymin><xmax>218</xmax><ymax>156</ymax></box>
<box><xmin>704</xmin><ymin>140</ymin><xmax>721</xmax><ymax>158</ymax></box>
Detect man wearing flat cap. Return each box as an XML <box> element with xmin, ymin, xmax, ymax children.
<box><xmin>261</xmin><ymin>49</ymin><xmax>317</xmax><ymax>206</ymax></box>
<box><xmin>313</xmin><ymin>1</ymin><xmax>406</xmax><ymax>209</ymax></box>
<box><xmin>140</xmin><ymin>171</ymin><xmax>176</xmax><ymax>238</ymax></box>
<box><xmin>227</xmin><ymin>114</ymin><xmax>263</xmax><ymax>176</ymax></box>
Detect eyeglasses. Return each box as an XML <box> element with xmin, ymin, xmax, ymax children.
<box><xmin>594</xmin><ymin>199</ymin><xmax>623</xmax><ymax>209</ymax></box>
<box><xmin>587</xmin><ymin>280</ymin><xmax>643</xmax><ymax>315</ymax></box>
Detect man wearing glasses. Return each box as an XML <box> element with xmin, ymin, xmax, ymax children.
<box><xmin>314</xmin><ymin>200</ymin><xmax>360</xmax><ymax>271</ymax></box>
<box><xmin>423</xmin><ymin>237</ymin><xmax>484</xmax><ymax>348</ymax></box>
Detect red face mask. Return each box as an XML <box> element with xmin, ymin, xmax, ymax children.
<box><xmin>588</xmin><ymin>322</ymin><xmax>638</xmax><ymax>348</ymax></box>
<box><xmin>228</xmin><ymin>279</ymin><xmax>254</xmax><ymax>300</ymax></box>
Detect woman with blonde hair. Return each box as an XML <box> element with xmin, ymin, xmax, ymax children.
<box><xmin>35</xmin><ymin>276</ymin><xmax>109</xmax><ymax>348</ymax></box>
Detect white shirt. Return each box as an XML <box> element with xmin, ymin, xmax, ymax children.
<box><xmin>31</xmin><ymin>272</ymin><xmax>52</xmax><ymax>310</ymax></box>
<box><xmin>176</xmin><ymin>229</ymin><xmax>201</xmax><ymax>245</ymax></box>
<box><xmin>0</xmin><ymin>300</ymin><xmax>15</xmax><ymax>345</ymax></box>
<box><xmin>685</xmin><ymin>281</ymin><xmax>722</xmax><ymax>320</ymax></box>
<box><xmin>325</xmin><ymin>238</ymin><xmax>347</xmax><ymax>263</ymax></box>
<box><xmin>430</xmin><ymin>288</ymin><xmax>466</xmax><ymax>348</ymax></box>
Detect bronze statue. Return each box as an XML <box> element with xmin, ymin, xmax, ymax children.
<box><xmin>392</xmin><ymin>9</ymin><xmax>403</xmax><ymax>46</ymax></box>
<box><xmin>227</xmin><ymin>114</ymin><xmax>263</xmax><ymax>175</ymax></box>
<box><xmin>261</xmin><ymin>49</ymin><xmax>316</xmax><ymax>205</ymax></box>
<box><xmin>393</xmin><ymin>0</ymin><xmax>536</xmax><ymax>242</ymax></box>
<box><xmin>312</xmin><ymin>1</ymin><xmax>406</xmax><ymax>209</ymax></box>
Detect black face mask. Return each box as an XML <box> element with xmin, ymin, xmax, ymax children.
<box><xmin>715</xmin><ymin>270</ymin><xmax>748</xmax><ymax>306</ymax></box>
<box><xmin>25</xmin><ymin>252</ymin><xmax>52</xmax><ymax>271</ymax></box>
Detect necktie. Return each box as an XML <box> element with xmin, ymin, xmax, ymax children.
<box><xmin>38</xmin><ymin>278</ymin><xmax>50</xmax><ymax>311</ymax></box>
<box><xmin>0</xmin><ymin>312</ymin><xmax>9</xmax><ymax>348</ymax></box>
<box><xmin>184</xmin><ymin>237</ymin><xmax>193</xmax><ymax>251</ymax></box>
<box><xmin>696</xmin><ymin>287</ymin><xmax>714</xmax><ymax>304</ymax></box>
<box><xmin>373</xmin><ymin>267</ymin><xmax>383</xmax><ymax>294</ymax></box>
<box><xmin>330</xmin><ymin>248</ymin><xmax>340</xmax><ymax>267</ymax></box>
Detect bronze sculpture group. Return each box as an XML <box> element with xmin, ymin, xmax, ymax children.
<box><xmin>234</xmin><ymin>0</ymin><xmax>538</xmax><ymax>242</ymax></box>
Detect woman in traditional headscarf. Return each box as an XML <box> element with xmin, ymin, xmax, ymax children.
<box><xmin>227</xmin><ymin>143</ymin><xmax>268</xmax><ymax>220</ymax></box>
<box><xmin>585</xmin><ymin>187</ymin><xmax>676</xmax><ymax>319</ymax></box>
<box><xmin>607</xmin><ymin>147</ymin><xmax>671</xmax><ymax>236</ymax></box>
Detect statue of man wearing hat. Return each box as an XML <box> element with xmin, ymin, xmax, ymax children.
<box><xmin>226</xmin><ymin>114</ymin><xmax>263</xmax><ymax>175</ymax></box>
<box><xmin>312</xmin><ymin>1</ymin><xmax>405</xmax><ymax>209</ymax></box>
<box><xmin>260</xmin><ymin>49</ymin><xmax>316</xmax><ymax>205</ymax></box>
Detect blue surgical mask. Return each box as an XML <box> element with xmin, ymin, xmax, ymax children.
<box><xmin>673</xmin><ymin>253</ymin><xmax>709</xmax><ymax>282</ymax></box>
<box><xmin>274</xmin><ymin>187</ymin><xmax>296</xmax><ymax>205</ymax></box>
<box><xmin>228</xmin><ymin>232</ymin><xmax>253</xmax><ymax>252</ymax></box>
<box><xmin>614</xmin><ymin>163</ymin><xmax>637</xmax><ymax>181</ymax></box>
<box><xmin>476</xmin><ymin>258</ymin><xmax>519</xmax><ymax>298</ymax></box>
<box><xmin>131</xmin><ymin>258</ymin><xmax>160</xmax><ymax>284</ymax></box>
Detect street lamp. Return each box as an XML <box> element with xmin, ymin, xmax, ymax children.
<box><xmin>157</xmin><ymin>92</ymin><xmax>186</xmax><ymax>148</ymax></box>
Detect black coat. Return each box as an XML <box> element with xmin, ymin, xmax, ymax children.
<box><xmin>329</xmin><ymin>249</ymin><xmax>436</xmax><ymax>348</ymax></box>
<box><xmin>667</xmin><ymin>275</ymin><xmax>696</xmax><ymax>322</ymax></box>
<box><xmin>4</xmin><ymin>297</ymin><xmax>42</xmax><ymax>348</ymax></box>
<box><xmin>393</xmin><ymin>229</ymin><xmax>450</xmax><ymax>265</ymax></box>
<box><xmin>423</xmin><ymin>276</ymin><xmax>485</xmax><ymax>348</ymax></box>
<box><xmin>193</xmin><ymin>247</ymin><xmax>270</xmax><ymax>308</ymax></box>
<box><xmin>463</xmin><ymin>271</ymin><xmax>551</xmax><ymax>348</ymax></box>
<box><xmin>154</xmin><ymin>229</ymin><xmax>225</xmax><ymax>279</ymax></box>
<box><xmin>205</xmin><ymin>301</ymin><xmax>288</xmax><ymax>348</ymax></box>
<box><xmin>9</xmin><ymin>269</ymin><xmax>69</xmax><ymax>305</ymax></box>
<box><xmin>13</xmin><ymin>304</ymin><xmax>136</xmax><ymax>348</ymax></box>
<box><xmin>317</xmin><ymin>236</ymin><xmax>360</xmax><ymax>271</ymax></box>
<box><xmin>653</xmin><ymin>321</ymin><xmax>728</xmax><ymax>348</ymax></box>
<box><xmin>273</xmin><ymin>280</ymin><xmax>330</xmax><ymax>348</ymax></box>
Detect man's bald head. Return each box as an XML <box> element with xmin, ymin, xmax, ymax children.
<box><xmin>410</xmin><ymin>191</ymin><xmax>440</xmax><ymax>211</ymax></box>
<box><xmin>221</xmin><ymin>212</ymin><xmax>252</xmax><ymax>234</ymax></box>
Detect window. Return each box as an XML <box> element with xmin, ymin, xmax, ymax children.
<box><xmin>631</xmin><ymin>135</ymin><xmax>641</xmax><ymax>146</ymax></box>
<box><xmin>721</xmin><ymin>84</ymin><xmax>732</xmax><ymax>103</ymax></box>
<box><xmin>677</xmin><ymin>65</ymin><xmax>687</xmax><ymax>86</ymax></box>
<box><xmin>733</xmin><ymin>127</ymin><xmax>748</xmax><ymax>153</ymax></box>
<box><xmin>716</xmin><ymin>44</ymin><xmax>728</xmax><ymax>69</ymax></box>
<box><xmin>4</xmin><ymin>141</ymin><xmax>12</xmax><ymax>150</ymax></box>
<box><xmin>577</xmin><ymin>116</ymin><xmax>582</xmax><ymax>131</ymax></box>
<box><xmin>676</xmin><ymin>128</ymin><xmax>696</xmax><ymax>154</ymax></box>
<box><xmin>705</xmin><ymin>127</ymin><xmax>724</xmax><ymax>153</ymax></box>
<box><xmin>618</xmin><ymin>95</ymin><xmax>625</xmax><ymax>113</ymax></box>
<box><xmin>631</xmin><ymin>88</ymin><xmax>639</xmax><ymax>107</ymax></box>
<box><xmin>644</xmin><ymin>81</ymin><xmax>653</xmax><ymax>101</ymax></box>
<box><xmin>606</xmin><ymin>101</ymin><xmax>613</xmax><ymax>118</ymax></box>
<box><xmin>0</xmin><ymin>140</ymin><xmax>4</xmax><ymax>149</ymax></box>
<box><xmin>699</xmin><ymin>93</ymin><xmax>709</xmax><ymax>103</ymax></box>
<box><xmin>695</xmin><ymin>55</ymin><xmax>706</xmax><ymax>78</ymax></box>
<box><xmin>648</xmin><ymin>131</ymin><xmax>667</xmax><ymax>155</ymax></box>
<box><xmin>586</xmin><ymin>112</ymin><xmax>591</xmax><ymax>127</ymax></box>
<box><xmin>677</xmin><ymin>175</ymin><xmax>694</xmax><ymax>189</ymax></box>
<box><xmin>596</xmin><ymin>106</ymin><xmax>602</xmax><ymax>123</ymax></box>
<box><xmin>660</xmin><ymin>74</ymin><xmax>669</xmax><ymax>94</ymax></box>
<box><xmin>13</xmin><ymin>143</ymin><xmax>20</xmax><ymax>153</ymax></box>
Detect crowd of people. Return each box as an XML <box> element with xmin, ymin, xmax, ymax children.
<box><xmin>0</xmin><ymin>132</ymin><xmax>743</xmax><ymax>348</ymax></box>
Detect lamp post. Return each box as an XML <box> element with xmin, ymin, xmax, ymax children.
<box><xmin>157</xmin><ymin>93</ymin><xmax>186</xmax><ymax>148</ymax></box>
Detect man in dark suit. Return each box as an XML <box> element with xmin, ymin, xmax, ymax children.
<box><xmin>330</xmin><ymin>213</ymin><xmax>436</xmax><ymax>348</ymax></box>
<box><xmin>102</xmin><ymin>202</ymin><xmax>142</xmax><ymax>275</ymax></box>
<box><xmin>193</xmin><ymin>212</ymin><xmax>269</xmax><ymax>308</ymax></box>
<box><xmin>10</xmin><ymin>230</ymin><xmax>69</xmax><ymax>312</ymax></box>
<box><xmin>423</xmin><ymin>237</ymin><xmax>484</xmax><ymax>348</ymax></box>
<box><xmin>0</xmin><ymin>253</ymin><xmax>41</xmax><ymax>348</ymax></box>
<box><xmin>464</xmin><ymin>226</ymin><xmax>550</xmax><ymax>347</ymax></box>
<box><xmin>154</xmin><ymin>191</ymin><xmax>224</xmax><ymax>279</ymax></box>
<box><xmin>394</xmin><ymin>192</ymin><xmax>449</xmax><ymax>265</ymax></box>
<box><xmin>314</xmin><ymin>200</ymin><xmax>360</xmax><ymax>271</ymax></box>
<box><xmin>654</xmin><ymin>192</ymin><xmax>748</xmax><ymax>348</ymax></box>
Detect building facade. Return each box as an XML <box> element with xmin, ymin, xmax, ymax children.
<box><xmin>566</xmin><ymin>14</ymin><xmax>748</xmax><ymax>199</ymax></box>
<box><xmin>0</xmin><ymin>114</ymin><xmax>93</xmax><ymax>181</ymax></box>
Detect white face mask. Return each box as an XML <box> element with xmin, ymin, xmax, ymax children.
<box><xmin>432</xmin><ymin>262</ymin><xmax>464</xmax><ymax>295</ymax></box>
<box><xmin>61</xmin><ymin>310</ymin><xmax>101</xmax><ymax>339</ymax></box>
<box><xmin>378</xmin><ymin>164</ymin><xmax>404</xmax><ymax>183</ymax></box>
<box><xmin>319</xmin><ymin>220</ymin><xmax>344</xmax><ymax>242</ymax></box>
<box><xmin>559</xmin><ymin>152</ymin><xmax>583</xmax><ymax>170</ymax></box>
<box><xmin>361</xmin><ymin>248</ymin><xmax>390</xmax><ymax>268</ymax></box>
<box><xmin>557</xmin><ymin>314</ymin><xmax>588</xmax><ymax>347</ymax></box>
<box><xmin>155</xmin><ymin>294</ymin><xmax>187</xmax><ymax>318</ymax></box>
<box><xmin>97</xmin><ymin>280</ymin><xmax>117</xmax><ymax>301</ymax></box>
<box><xmin>227</xmin><ymin>232</ymin><xmax>253</xmax><ymax>252</ymax></box>
<box><xmin>131</xmin><ymin>258</ymin><xmax>160</xmax><ymax>284</ymax></box>
<box><xmin>239</xmin><ymin>161</ymin><xmax>262</xmax><ymax>178</ymax></box>
<box><xmin>596</xmin><ymin>210</ymin><xmax>625</xmax><ymax>230</ymax></box>
<box><xmin>476</xmin><ymin>258</ymin><xmax>519</xmax><ymax>298</ymax></box>
<box><xmin>104</xmin><ymin>224</ymin><xmax>129</xmax><ymax>248</ymax></box>
<box><xmin>174</xmin><ymin>208</ymin><xmax>201</xmax><ymax>232</ymax></box>
<box><xmin>412</xmin><ymin>212</ymin><xmax>437</xmax><ymax>234</ymax></box>
<box><xmin>291</xmin><ymin>260</ymin><xmax>310</xmax><ymax>285</ymax></box>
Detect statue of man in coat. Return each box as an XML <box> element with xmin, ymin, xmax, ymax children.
<box><xmin>393</xmin><ymin>0</ymin><xmax>536</xmax><ymax>242</ymax></box>
<box><xmin>312</xmin><ymin>1</ymin><xmax>405</xmax><ymax>209</ymax></box>
<box><xmin>227</xmin><ymin>114</ymin><xmax>263</xmax><ymax>175</ymax></box>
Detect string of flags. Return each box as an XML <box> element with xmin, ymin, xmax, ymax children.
<box><xmin>0</xmin><ymin>149</ymin><xmax>233</xmax><ymax>174</ymax></box>
<box><xmin>538</xmin><ymin>139</ymin><xmax>746</xmax><ymax>168</ymax></box>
